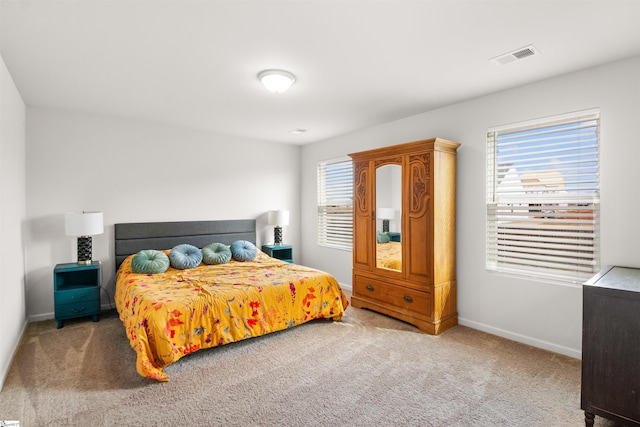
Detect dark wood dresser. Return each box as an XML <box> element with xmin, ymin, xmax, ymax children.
<box><xmin>581</xmin><ymin>266</ymin><xmax>640</xmax><ymax>426</ymax></box>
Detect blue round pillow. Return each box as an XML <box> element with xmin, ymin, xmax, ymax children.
<box><xmin>169</xmin><ymin>244</ymin><xmax>203</xmax><ymax>270</ymax></box>
<box><xmin>230</xmin><ymin>240</ymin><xmax>258</xmax><ymax>262</ymax></box>
<box><xmin>131</xmin><ymin>250</ymin><xmax>170</xmax><ymax>274</ymax></box>
<box><xmin>202</xmin><ymin>242</ymin><xmax>232</xmax><ymax>265</ymax></box>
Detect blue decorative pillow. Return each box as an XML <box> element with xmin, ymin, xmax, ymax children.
<box><xmin>202</xmin><ymin>243</ymin><xmax>232</xmax><ymax>265</ymax></box>
<box><xmin>230</xmin><ymin>240</ymin><xmax>258</xmax><ymax>262</ymax></box>
<box><xmin>169</xmin><ymin>244</ymin><xmax>203</xmax><ymax>270</ymax></box>
<box><xmin>377</xmin><ymin>231</ymin><xmax>390</xmax><ymax>243</ymax></box>
<box><xmin>131</xmin><ymin>250</ymin><xmax>170</xmax><ymax>274</ymax></box>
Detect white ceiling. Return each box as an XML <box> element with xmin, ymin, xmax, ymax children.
<box><xmin>2</xmin><ymin>0</ymin><xmax>639</xmax><ymax>144</ymax></box>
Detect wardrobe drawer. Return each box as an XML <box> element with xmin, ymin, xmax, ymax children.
<box><xmin>354</xmin><ymin>275</ymin><xmax>432</xmax><ymax>317</ymax></box>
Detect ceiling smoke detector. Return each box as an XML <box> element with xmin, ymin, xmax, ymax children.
<box><xmin>490</xmin><ymin>45</ymin><xmax>540</xmax><ymax>66</ymax></box>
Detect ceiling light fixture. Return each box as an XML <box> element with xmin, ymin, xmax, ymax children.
<box><xmin>258</xmin><ymin>69</ymin><xmax>296</xmax><ymax>93</ymax></box>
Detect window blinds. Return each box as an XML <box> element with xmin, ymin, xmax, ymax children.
<box><xmin>317</xmin><ymin>157</ymin><xmax>353</xmax><ymax>250</ymax></box>
<box><xmin>486</xmin><ymin>109</ymin><xmax>600</xmax><ymax>283</ymax></box>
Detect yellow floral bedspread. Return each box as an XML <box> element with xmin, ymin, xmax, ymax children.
<box><xmin>116</xmin><ymin>251</ymin><xmax>348</xmax><ymax>381</ymax></box>
<box><xmin>376</xmin><ymin>241</ymin><xmax>402</xmax><ymax>270</ymax></box>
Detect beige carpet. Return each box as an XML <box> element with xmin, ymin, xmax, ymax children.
<box><xmin>0</xmin><ymin>298</ymin><xmax>618</xmax><ymax>427</ymax></box>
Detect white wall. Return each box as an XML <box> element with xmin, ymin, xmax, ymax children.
<box><xmin>300</xmin><ymin>55</ymin><xmax>640</xmax><ymax>358</ymax></box>
<box><xmin>0</xmin><ymin>55</ymin><xmax>27</xmax><ymax>388</ymax></box>
<box><xmin>25</xmin><ymin>108</ymin><xmax>300</xmax><ymax>320</ymax></box>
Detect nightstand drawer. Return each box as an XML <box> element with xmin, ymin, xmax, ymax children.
<box><xmin>54</xmin><ymin>286</ymin><xmax>99</xmax><ymax>305</ymax></box>
<box><xmin>354</xmin><ymin>275</ymin><xmax>432</xmax><ymax>317</ymax></box>
<box><xmin>55</xmin><ymin>300</ymin><xmax>100</xmax><ymax>319</ymax></box>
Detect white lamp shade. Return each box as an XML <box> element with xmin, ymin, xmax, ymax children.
<box><xmin>65</xmin><ymin>212</ymin><xmax>104</xmax><ymax>236</ymax></box>
<box><xmin>377</xmin><ymin>208</ymin><xmax>395</xmax><ymax>220</ymax></box>
<box><xmin>258</xmin><ymin>70</ymin><xmax>296</xmax><ymax>93</ymax></box>
<box><xmin>268</xmin><ymin>210</ymin><xmax>290</xmax><ymax>226</ymax></box>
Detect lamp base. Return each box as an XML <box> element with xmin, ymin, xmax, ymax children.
<box><xmin>274</xmin><ymin>226</ymin><xmax>283</xmax><ymax>245</ymax></box>
<box><xmin>383</xmin><ymin>220</ymin><xmax>390</xmax><ymax>233</ymax></box>
<box><xmin>77</xmin><ymin>236</ymin><xmax>93</xmax><ymax>264</ymax></box>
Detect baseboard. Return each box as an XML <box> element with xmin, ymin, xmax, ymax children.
<box><xmin>458</xmin><ymin>317</ymin><xmax>581</xmax><ymax>360</ymax></box>
<box><xmin>339</xmin><ymin>282</ymin><xmax>352</xmax><ymax>291</ymax></box>
<box><xmin>100</xmin><ymin>301</ymin><xmax>117</xmax><ymax>312</ymax></box>
<box><xmin>28</xmin><ymin>311</ymin><xmax>54</xmax><ymax>323</ymax></box>
<box><xmin>0</xmin><ymin>317</ymin><xmax>29</xmax><ymax>391</ymax></box>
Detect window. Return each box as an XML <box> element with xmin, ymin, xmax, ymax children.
<box><xmin>486</xmin><ymin>109</ymin><xmax>600</xmax><ymax>284</ymax></box>
<box><xmin>317</xmin><ymin>157</ymin><xmax>353</xmax><ymax>250</ymax></box>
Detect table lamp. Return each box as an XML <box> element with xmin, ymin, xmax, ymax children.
<box><xmin>377</xmin><ymin>208</ymin><xmax>395</xmax><ymax>233</ymax></box>
<box><xmin>268</xmin><ymin>210</ymin><xmax>290</xmax><ymax>245</ymax></box>
<box><xmin>65</xmin><ymin>211</ymin><xmax>104</xmax><ymax>264</ymax></box>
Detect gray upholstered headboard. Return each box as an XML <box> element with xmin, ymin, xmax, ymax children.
<box><xmin>114</xmin><ymin>219</ymin><xmax>256</xmax><ymax>270</ymax></box>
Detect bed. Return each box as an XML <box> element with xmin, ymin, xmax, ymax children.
<box><xmin>114</xmin><ymin>219</ymin><xmax>349</xmax><ymax>381</ymax></box>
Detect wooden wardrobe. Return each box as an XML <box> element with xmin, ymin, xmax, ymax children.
<box><xmin>349</xmin><ymin>138</ymin><xmax>460</xmax><ymax>335</ymax></box>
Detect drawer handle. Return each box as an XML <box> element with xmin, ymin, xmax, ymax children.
<box><xmin>72</xmin><ymin>307</ymin><xmax>86</xmax><ymax>313</ymax></box>
<box><xmin>403</xmin><ymin>295</ymin><xmax>413</xmax><ymax>303</ymax></box>
<box><xmin>366</xmin><ymin>285</ymin><xmax>374</xmax><ymax>291</ymax></box>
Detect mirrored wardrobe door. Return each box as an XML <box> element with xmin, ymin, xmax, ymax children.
<box><xmin>375</xmin><ymin>162</ymin><xmax>402</xmax><ymax>272</ymax></box>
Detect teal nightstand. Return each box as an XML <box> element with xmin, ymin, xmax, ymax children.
<box><xmin>388</xmin><ymin>232</ymin><xmax>401</xmax><ymax>242</ymax></box>
<box><xmin>262</xmin><ymin>245</ymin><xmax>293</xmax><ymax>263</ymax></box>
<box><xmin>54</xmin><ymin>262</ymin><xmax>101</xmax><ymax>328</ymax></box>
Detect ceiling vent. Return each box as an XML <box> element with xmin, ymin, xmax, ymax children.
<box><xmin>490</xmin><ymin>45</ymin><xmax>540</xmax><ymax>66</ymax></box>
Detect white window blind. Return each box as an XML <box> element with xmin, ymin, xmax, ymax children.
<box><xmin>317</xmin><ymin>157</ymin><xmax>353</xmax><ymax>250</ymax></box>
<box><xmin>486</xmin><ymin>109</ymin><xmax>600</xmax><ymax>284</ymax></box>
